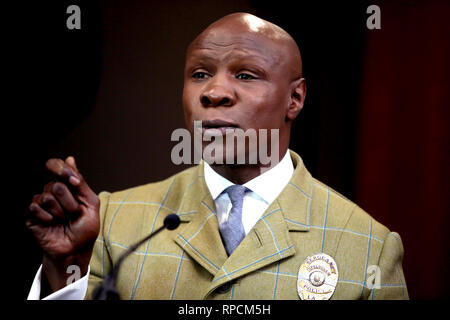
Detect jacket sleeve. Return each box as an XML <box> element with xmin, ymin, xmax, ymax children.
<box><xmin>85</xmin><ymin>191</ymin><xmax>112</xmax><ymax>300</ymax></box>
<box><xmin>369</xmin><ymin>232</ymin><xmax>409</xmax><ymax>299</ymax></box>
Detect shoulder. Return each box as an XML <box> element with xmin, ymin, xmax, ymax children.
<box><xmin>95</xmin><ymin>165</ymin><xmax>203</xmax><ymax>243</ymax></box>
<box><xmin>308</xmin><ymin>179</ymin><xmax>407</xmax><ymax>299</ymax></box>
<box><xmin>311</xmin><ymin>177</ymin><xmax>391</xmax><ymax>242</ymax></box>
<box><xmin>102</xmin><ymin>165</ymin><xmax>201</xmax><ymax>204</ymax></box>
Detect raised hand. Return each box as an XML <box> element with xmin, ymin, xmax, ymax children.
<box><xmin>26</xmin><ymin>156</ymin><xmax>100</xmax><ymax>294</ymax></box>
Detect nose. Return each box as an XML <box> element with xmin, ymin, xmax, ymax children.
<box><xmin>200</xmin><ymin>75</ymin><xmax>235</xmax><ymax>108</ymax></box>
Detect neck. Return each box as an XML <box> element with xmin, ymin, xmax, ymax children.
<box><xmin>209</xmin><ymin>148</ymin><xmax>288</xmax><ymax>184</ymax></box>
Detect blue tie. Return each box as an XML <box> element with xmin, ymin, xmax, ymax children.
<box><xmin>219</xmin><ymin>185</ymin><xmax>247</xmax><ymax>256</ymax></box>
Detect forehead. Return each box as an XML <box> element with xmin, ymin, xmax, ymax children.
<box><xmin>186</xmin><ymin>28</ymin><xmax>286</xmax><ymax>67</ymax></box>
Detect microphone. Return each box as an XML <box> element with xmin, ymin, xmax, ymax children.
<box><xmin>92</xmin><ymin>214</ymin><xmax>181</xmax><ymax>300</ymax></box>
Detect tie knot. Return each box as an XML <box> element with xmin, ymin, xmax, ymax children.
<box><xmin>225</xmin><ymin>185</ymin><xmax>247</xmax><ymax>206</ymax></box>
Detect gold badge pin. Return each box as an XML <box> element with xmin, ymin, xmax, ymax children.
<box><xmin>297</xmin><ymin>253</ymin><xmax>339</xmax><ymax>300</ymax></box>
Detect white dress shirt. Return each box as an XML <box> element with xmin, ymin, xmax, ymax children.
<box><xmin>27</xmin><ymin>265</ymin><xmax>90</xmax><ymax>300</ymax></box>
<box><xmin>204</xmin><ymin>150</ymin><xmax>294</xmax><ymax>235</ymax></box>
<box><xmin>28</xmin><ymin>150</ymin><xmax>294</xmax><ymax>300</ymax></box>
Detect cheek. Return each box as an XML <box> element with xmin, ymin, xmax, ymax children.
<box><xmin>241</xmin><ymin>87</ymin><xmax>287</xmax><ymax>127</ymax></box>
<box><xmin>265</xmin><ymin>86</ymin><xmax>290</xmax><ymax>116</ymax></box>
<box><xmin>240</xmin><ymin>85</ymin><xmax>271</xmax><ymax>110</ymax></box>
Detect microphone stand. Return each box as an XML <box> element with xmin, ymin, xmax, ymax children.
<box><xmin>92</xmin><ymin>214</ymin><xmax>180</xmax><ymax>300</ymax></box>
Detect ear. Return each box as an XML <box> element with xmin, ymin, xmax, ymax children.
<box><xmin>286</xmin><ymin>78</ymin><xmax>306</xmax><ymax>121</ymax></box>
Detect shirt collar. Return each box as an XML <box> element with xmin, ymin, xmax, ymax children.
<box><xmin>203</xmin><ymin>150</ymin><xmax>294</xmax><ymax>204</ymax></box>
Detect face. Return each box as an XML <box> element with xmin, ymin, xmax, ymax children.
<box><xmin>182</xmin><ymin>24</ymin><xmax>300</xmax><ymax>164</ymax></box>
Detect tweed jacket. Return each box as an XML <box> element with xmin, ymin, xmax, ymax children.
<box><xmin>85</xmin><ymin>150</ymin><xmax>408</xmax><ymax>300</ymax></box>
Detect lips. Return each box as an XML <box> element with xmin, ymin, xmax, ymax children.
<box><xmin>201</xmin><ymin>119</ymin><xmax>238</xmax><ymax>128</ymax></box>
<box><xmin>199</xmin><ymin>119</ymin><xmax>239</xmax><ymax>136</ymax></box>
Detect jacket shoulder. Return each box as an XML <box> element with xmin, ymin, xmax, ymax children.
<box><xmin>95</xmin><ymin>165</ymin><xmax>203</xmax><ymax>250</ymax></box>
<box><xmin>311</xmin><ymin>178</ymin><xmax>390</xmax><ymax>241</ymax></box>
<box><xmin>105</xmin><ymin>165</ymin><xmax>201</xmax><ymax>205</ymax></box>
<box><xmin>309</xmin><ymin>179</ymin><xmax>401</xmax><ymax>299</ymax></box>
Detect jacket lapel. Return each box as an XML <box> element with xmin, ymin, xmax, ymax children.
<box><xmin>173</xmin><ymin>163</ymin><xmax>228</xmax><ymax>276</ymax></box>
<box><xmin>203</xmin><ymin>151</ymin><xmax>314</xmax><ymax>297</ymax></box>
<box><xmin>204</xmin><ymin>199</ymin><xmax>296</xmax><ymax>297</ymax></box>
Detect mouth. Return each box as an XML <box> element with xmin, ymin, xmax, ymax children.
<box><xmin>198</xmin><ymin>119</ymin><xmax>239</xmax><ymax>136</ymax></box>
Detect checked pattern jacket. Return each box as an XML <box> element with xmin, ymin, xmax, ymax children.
<box><xmin>85</xmin><ymin>150</ymin><xmax>408</xmax><ymax>300</ymax></box>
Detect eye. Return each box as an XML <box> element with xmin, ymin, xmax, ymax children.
<box><xmin>192</xmin><ymin>71</ymin><xmax>210</xmax><ymax>79</ymax></box>
<box><xmin>236</xmin><ymin>73</ymin><xmax>256</xmax><ymax>80</ymax></box>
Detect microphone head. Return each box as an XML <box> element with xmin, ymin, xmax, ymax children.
<box><xmin>164</xmin><ymin>214</ymin><xmax>181</xmax><ymax>230</ymax></box>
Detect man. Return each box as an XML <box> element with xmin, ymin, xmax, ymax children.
<box><xmin>26</xmin><ymin>13</ymin><xmax>408</xmax><ymax>300</ymax></box>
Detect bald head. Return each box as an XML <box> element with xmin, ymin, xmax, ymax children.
<box><xmin>182</xmin><ymin>12</ymin><xmax>307</xmax><ymax>164</ymax></box>
<box><xmin>187</xmin><ymin>13</ymin><xmax>303</xmax><ymax>80</ymax></box>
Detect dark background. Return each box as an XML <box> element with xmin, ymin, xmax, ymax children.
<box><xmin>15</xmin><ymin>0</ymin><xmax>449</xmax><ymax>299</ymax></box>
